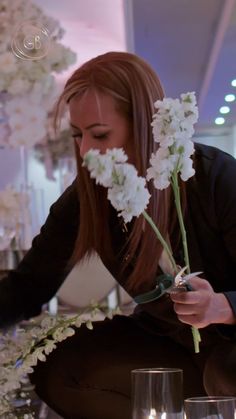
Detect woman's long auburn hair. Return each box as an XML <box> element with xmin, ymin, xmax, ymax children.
<box><xmin>54</xmin><ymin>51</ymin><xmax>182</xmax><ymax>293</ymax></box>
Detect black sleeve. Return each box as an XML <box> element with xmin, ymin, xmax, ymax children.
<box><xmin>212</xmin><ymin>151</ymin><xmax>236</xmax><ymax>315</ymax></box>
<box><xmin>0</xmin><ymin>180</ymin><xmax>79</xmax><ymax>328</ymax></box>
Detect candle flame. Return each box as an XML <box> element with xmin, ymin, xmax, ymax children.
<box><xmin>148</xmin><ymin>408</ymin><xmax>157</xmax><ymax>418</ymax></box>
<box><xmin>148</xmin><ymin>408</ymin><xmax>167</xmax><ymax>418</ymax></box>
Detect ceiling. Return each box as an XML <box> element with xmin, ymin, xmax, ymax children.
<box><xmin>35</xmin><ymin>0</ymin><xmax>236</xmax><ymax>137</ymax></box>
<box><xmin>128</xmin><ymin>0</ymin><xmax>236</xmax><ymax>136</ymax></box>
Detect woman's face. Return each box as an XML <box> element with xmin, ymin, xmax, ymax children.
<box><xmin>69</xmin><ymin>90</ymin><xmax>133</xmax><ymax>160</ymax></box>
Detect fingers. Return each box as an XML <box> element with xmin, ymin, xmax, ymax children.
<box><xmin>170</xmin><ymin>276</ymin><xmax>212</xmax><ymax>304</ymax></box>
<box><xmin>173</xmin><ymin>300</ymin><xmax>210</xmax><ymax>328</ymax></box>
<box><xmin>173</xmin><ymin>302</ymin><xmax>196</xmax><ymax>315</ymax></box>
<box><xmin>170</xmin><ymin>289</ymin><xmax>200</xmax><ymax>304</ymax></box>
<box><xmin>187</xmin><ymin>276</ymin><xmax>212</xmax><ymax>291</ymax></box>
<box><xmin>170</xmin><ymin>294</ymin><xmax>205</xmax><ymax>327</ymax></box>
<box><xmin>176</xmin><ymin>313</ymin><xmax>206</xmax><ymax>328</ymax></box>
<box><xmin>169</xmin><ymin>276</ymin><xmax>215</xmax><ymax>328</ymax></box>
<box><xmin>170</xmin><ymin>278</ymin><xmax>234</xmax><ymax>328</ymax></box>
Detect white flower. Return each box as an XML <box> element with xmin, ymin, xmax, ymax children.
<box><xmin>63</xmin><ymin>327</ymin><xmax>75</xmax><ymax>338</ymax></box>
<box><xmin>7</xmin><ymin>78</ymin><xmax>31</xmax><ymax>95</ymax></box>
<box><xmin>0</xmin><ymin>0</ymin><xmax>77</xmax><ymax>149</ymax></box>
<box><xmin>33</xmin><ymin>347</ymin><xmax>47</xmax><ymax>362</ymax></box>
<box><xmin>6</xmin><ymin>96</ymin><xmax>47</xmax><ymax>123</ymax></box>
<box><xmin>75</xmin><ymin>318</ymin><xmax>82</xmax><ymax>327</ymax></box>
<box><xmin>3</xmin><ymin>95</ymin><xmax>48</xmax><ymax>147</ymax></box>
<box><xmin>83</xmin><ymin>150</ymin><xmax>114</xmax><ymax>187</ymax></box>
<box><xmin>148</xmin><ymin>92</ymin><xmax>201</xmax><ymax>353</ymax></box>
<box><xmin>82</xmin><ymin>148</ymin><xmax>128</xmax><ymax>186</ymax></box>
<box><xmin>0</xmin><ymin>305</ymin><xmax>118</xmax><ymax>414</ymax></box>
<box><xmin>181</xmin><ymin>91</ymin><xmax>199</xmax><ymax>124</ymax></box>
<box><xmin>5</xmin><ymin>97</ymin><xmax>24</xmax><ymax>117</ymax></box>
<box><xmin>148</xmin><ymin>92</ymin><xmax>198</xmax><ymax>188</ymax></box>
<box><xmin>53</xmin><ymin>326</ymin><xmax>75</xmax><ymax>342</ymax></box>
<box><xmin>86</xmin><ymin>320</ymin><xmax>93</xmax><ymax>330</ymax></box>
<box><xmin>108</xmin><ymin>163</ymin><xmax>150</xmax><ymax>223</ymax></box>
<box><xmin>44</xmin><ymin>340</ymin><xmax>57</xmax><ymax>355</ymax></box>
<box><xmin>179</xmin><ymin>156</ymin><xmax>195</xmax><ymax>181</ymax></box>
<box><xmin>147</xmin><ymin>148</ymin><xmax>176</xmax><ymax>189</ymax></box>
<box><xmin>7</xmin><ymin>124</ymin><xmax>47</xmax><ymax>147</ymax></box>
<box><xmin>45</xmin><ymin>42</ymin><xmax>77</xmax><ymax>72</ymax></box>
<box><xmin>106</xmin><ymin>148</ymin><xmax>128</xmax><ymax>163</ymax></box>
<box><xmin>83</xmin><ymin>150</ymin><xmax>151</xmax><ymax>223</ymax></box>
<box><xmin>41</xmin><ymin>316</ymin><xmax>57</xmax><ymax>330</ymax></box>
<box><xmin>0</xmin><ymin>52</ymin><xmax>17</xmax><ymax>73</ymax></box>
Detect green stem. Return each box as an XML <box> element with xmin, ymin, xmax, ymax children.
<box><xmin>171</xmin><ymin>172</ymin><xmax>190</xmax><ymax>274</ymax></box>
<box><xmin>142</xmin><ymin>210</ymin><xmax>178</xmax><ymax>274</ymax></box>
<box><xmin>192</xmin><ymin>326</ymin><xmax>201</xmax><ymax>353</ymax></box>
<box><xmin>171</xmin><ymin>171</ymin><xmax>201</xmax><ymax>353</ymax></box>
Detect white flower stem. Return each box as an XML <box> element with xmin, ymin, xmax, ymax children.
<box><xmin>171</xmin><ymin>171</ymin><xmax>201</xmax><ymax>353</ymax></box>
<box><xmin>142</xmin><ymin>210</ymin><xmax>178</xmax><ymax>274</ymax></box>
<box><xmin>192</xmin><ymin>327</ymin><xmax>201</xmax><ymax>353</ymax></box>
<box><xmin>171</xmin><ymin>172</ymin><xmax>190</xmax><ymax>274</ymax></box>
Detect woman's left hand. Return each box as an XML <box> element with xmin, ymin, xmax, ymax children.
<box><xmin>170</xmin><ymin>276</ymin><xmax>236</xmax><ymax>328</ymax></box>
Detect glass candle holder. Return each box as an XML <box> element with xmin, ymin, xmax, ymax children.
<box><xmin>131</xmin><ymin>368</ymin><xmax>184</xmax><ymax>419</ymax></box>
<box><xmin>184</xmin><ymin>396</ymin><xmax>236</xmax><ymax>418</ymax></box>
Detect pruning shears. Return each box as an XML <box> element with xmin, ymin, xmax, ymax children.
<box><xmin>134</xmin><ymin>269</ymin><xmax>203</xmax><ymax>304</ymax></box>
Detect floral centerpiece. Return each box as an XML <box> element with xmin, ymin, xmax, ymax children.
<box><xmin>0</xmin><ymin>303</ymin><xmax>119</xmax><ymax>417</ymax></box>
<box><xmin>0</xmin><ymin>0</ymin><xmax>77</xmax><ymax>248</ymax></box>
<box><xmin>83</xmin><ymin>92</ymin><xmax>201</xmax><ymax>353</ymax></box>
<box><xmin>0</xmin><ymin>0</ymin><xmax>76</xmax><ymax>149</ymax></box>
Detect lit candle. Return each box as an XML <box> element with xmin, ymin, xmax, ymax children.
<box><xmin>148</xmin><ymin>411</ymin><xmax>167</xmax><ymax>419</ymax></box>
<box><xmin>148</xmin><ymin>408</ymin><xmax>157</xmax><ymax>418</ymax></box>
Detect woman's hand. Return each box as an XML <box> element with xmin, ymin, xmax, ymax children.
<box><xmin>170</xmin><ymin>276</ymin><xmax>236</xmax><ymax>328</ymax></box>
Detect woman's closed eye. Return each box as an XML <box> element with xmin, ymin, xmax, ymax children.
<box><xmin>71</xmin><ymin>132</ymin><xmax>110</xmax><ymax>140</ymax></box>
<box><xmin>93</xmin><ymin>132</ymin><xmax>109</xmax><ymax>140</ymax></box>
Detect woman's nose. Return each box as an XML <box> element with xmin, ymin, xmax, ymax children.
<box><xmin>79</xmin><ymin>136</ymin><xmax>92</xmax><ymax>159</ymax></box>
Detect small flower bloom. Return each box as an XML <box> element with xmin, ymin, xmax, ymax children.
<box><xmin>44</xmin><ymin>340</ymin><xmax>57</xmax><ymax>355</ymax></box>
<box><xmin>83</xmin><ymin>150</ymin><xmax>113</xmax><ymax>187</ymax></box>
<box><xmin>86</xmin><ymin>320</ymin><xmax>93</xmax><ymax>330</ymax></box>
<box><xmin>106</xmin><ymin>148</ymin><xmax>128</xmax><ymax>163</ymax></box>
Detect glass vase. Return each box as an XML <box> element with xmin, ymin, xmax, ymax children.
<box><xmin>184</xmin><ymin>396</ymin><xmax>236</xmax><ymax>418</ymax></box>
<box><xmin>132</xmin><ymin>368</ymin><xmax>184</xmax><ymax>418</ymax></box>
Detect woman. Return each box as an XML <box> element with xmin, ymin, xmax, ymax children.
<box><xmin>0</xmin><ymin>51</ymin><xmax>236</xmax><ymax>419</ymax></box>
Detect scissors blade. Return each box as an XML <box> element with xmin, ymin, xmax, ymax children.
<box><xmin>183</xmin><ymin>271</ymin><xmax>203</xmax><ymax>281</ymax></box>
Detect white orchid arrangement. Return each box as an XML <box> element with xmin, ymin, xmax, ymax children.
<box><xmin>83</xmin><ymin>92</ymin><xmax>201</xmax><ymax>353</ymax></box>
<box><xmin>0</xmin><ymin>0</ymin><xmax>77</xmax><ymax>148</ymax></box>
<box><xmin>0</xmin><ymin>303</ymin><xmax>119</xmax><ymax>417</ymax></box>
